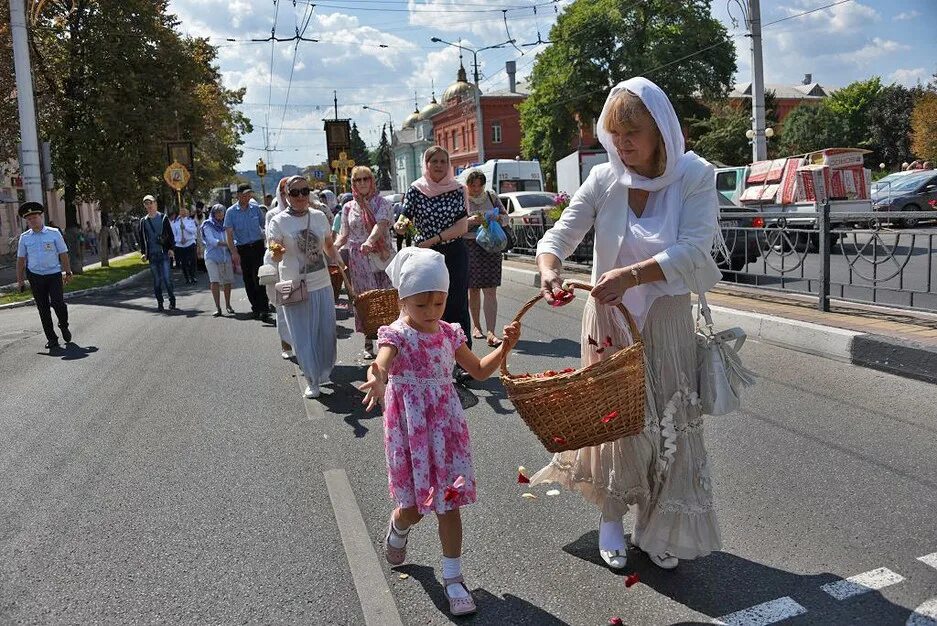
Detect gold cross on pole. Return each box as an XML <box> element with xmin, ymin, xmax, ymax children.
<box><xmin>331</xmin><ymin>151</ymin><xmax>355</xmax><ymax>193</ymax></box>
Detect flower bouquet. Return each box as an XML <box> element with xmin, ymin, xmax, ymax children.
<box><xmin>546</xmin><ymin>192</ymin><xmax>570</xmax><ymax>223</ymax></box>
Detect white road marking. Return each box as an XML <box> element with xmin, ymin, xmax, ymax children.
<box><xmin>907</xmin><ymin>598</ymin><xmax>937</xmax><ymax>626</ymax></box>
<box><xmin>821</xmin><ymin>567</ymin><xmax>905</xmax><ymax>600</ymax></box>
<box><xmin>919</xmin><ymin>553</ymin><xmax>937</xmax><ymax>570</ymax></box>
<box><xmin>712</xmin><ymin>597</ymin><xmax>807</xmax><ymax>625</ymax></box>
<box><xmin>324</xmin><ymin>469</ymin><xmax>404</xmax><ymax>626</ymax></box>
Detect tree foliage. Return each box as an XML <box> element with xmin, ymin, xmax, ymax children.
<box><xmin>911</xmin><ymin>91</ymin><xmax>937</xmax><ymax>163</ymax></box>
<box><xmin>689</xmin><ymin>104</ymin><xmax>751</xmax><ymax>166</ymax></box>
<box><xmin>519</xmin><ymin>0</ymin><xmax>736</xmax><ymax>175</ymax></box>
<box><xmin>375</xmin><ymin>124</ymin><xmax>393</xmax><ymax>191</ymax></box>
<box><xmin>348</xmin><ymin>122</ymin><xmax>371</xmax><ymax>167</ymax></box>
<box><xmin>778</xmin><ymin>103</ymin><xmax>850</xmax><ymax>155</ymax></box>
<box><xmin>867</xmin><ymin>83</ymin><xmax>923</xmax><ymax>168</ymax></box>
<box><xmin>825</xmin><ymin>77</ymin><xmax>882</xmax><ymax>149</ymax></box>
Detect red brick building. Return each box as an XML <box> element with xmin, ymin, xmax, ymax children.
<box><xmin>428</xmin><ymin>64</ymin><xmax>527</xmax><ymax>173</ymax></box>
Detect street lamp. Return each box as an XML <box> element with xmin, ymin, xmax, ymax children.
<box><xmin>362</xmin><ymin>105</ymin><xmax>396</xmax><ymax>190</ymax></box>
<box><xmin>429</xmin><ymin>37</ymin><xmax>515</xmax><ymax>165</ymax></box>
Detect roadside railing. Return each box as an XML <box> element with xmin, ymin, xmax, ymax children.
<box><xmin>507</xmin><ymin>205</ymin><xmax>937</xmax><ymax>314</ymax></box>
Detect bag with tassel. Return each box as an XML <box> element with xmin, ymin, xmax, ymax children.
<box><xmin>694</xmin><ymin>288</ymin><xmax>757</xmax><ymax>416</ymax></box>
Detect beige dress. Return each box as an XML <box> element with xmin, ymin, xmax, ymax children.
<box><xmin>531</xmin><ymin>293</ymin><xmax>721</xmax><ymax>561</ymax></box>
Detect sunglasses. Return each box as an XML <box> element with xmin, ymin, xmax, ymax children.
<box><xmin>352</xmin><ymin>177</ymin><xmax>372</xmax><ymax>183</ymax></box>
<box><xmin>288</xmin><ymin>187</ymin><xmax>311</xmax><ymax>197</ymax></box>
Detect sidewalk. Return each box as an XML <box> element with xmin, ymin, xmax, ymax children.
<box><xmin>0</xmin><ymin>251</ymin><xmax>138</xmax><ymax>291</ymax></box>
<box><xmin>501</xmin><ymin>257</ymin><xmax>937</xmax><ymax>385</ymax></box>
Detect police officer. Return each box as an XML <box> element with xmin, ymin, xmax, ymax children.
<box><xmin>15</xmin><ymin>202</ymin><xmax>73</xmax><ymax>350</ymax></box>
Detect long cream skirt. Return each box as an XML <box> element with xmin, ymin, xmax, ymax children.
<box><xmin>530</xmin><ymin>294</ymin><xmax>721</xmax><ymax>560</ymax></box>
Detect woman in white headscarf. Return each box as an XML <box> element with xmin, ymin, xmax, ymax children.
<box><xmin>263</xmin><ymin>177</ymin><xmax>294</xmax><ymax>358</ymax></box>
<box><xmin>530</xmin><ymin>77</ymin><xmax>723</xmax><ymax>570</ymax></box>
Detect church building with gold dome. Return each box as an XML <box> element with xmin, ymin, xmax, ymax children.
<box><xmin>391</xmin><ymin>60</ymin><xmax>527</xmax><ymax>190</ymax></box>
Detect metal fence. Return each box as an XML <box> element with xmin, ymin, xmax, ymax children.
<box><xmin>507</xmin><ymin>205</ymin><xmax>937</xmax><ymax>314</ymax></box>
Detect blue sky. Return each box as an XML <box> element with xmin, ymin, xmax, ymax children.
<box><xmin>165</xmin><ymin>0</ymin><xmax>937</xmax><ymax>171</ymax></box>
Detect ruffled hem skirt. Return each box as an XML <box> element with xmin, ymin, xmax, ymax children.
<box><xmin>530</xmin><ymin>294</ymin><xmax>721</xmax><ymax>561</ymax></box>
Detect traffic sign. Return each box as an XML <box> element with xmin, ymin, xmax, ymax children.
<box><xmin>329</xmin><ymin>174</ymin><xmax>337</xmax><ymax>182</ymax></box>
<box><xmin>313</xmin><ymin>170</ymin><xmax>324</xmax><ymax>180</ymax></box>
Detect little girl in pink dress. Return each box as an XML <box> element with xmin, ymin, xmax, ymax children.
<box><xmin>360</xmin><ymin>247</ymin><xmax>519</xmax><ymax>617</ymax></box>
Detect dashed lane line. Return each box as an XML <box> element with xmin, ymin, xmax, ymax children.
<box><xmin>712</xmin><ymin>597</ymin><xmax>807</xmax><ymax>626</ymax></box>
<box><xmin>324</xmin><ymin>468</ymin><xmax>404</xmax><ymax>626</ymax></box>
<box><xmin>919</xmin><ymin>553</ymin><xmax>937</xmax><ymax>570</ymax></box>
<box><xmin>292</xmin><ymin>362</ymin><xmax>325</xmax><ymax>420</ymax></box>
<box><xmin>821</xmin><ymin>567</ymin><xmax>905</xmax><ymax>600</ymax></box>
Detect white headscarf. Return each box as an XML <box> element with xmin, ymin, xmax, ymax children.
<box><xmin>385</xmin><ymin>247</ymin><xmax>449</xmax><ymax>300</ymax></box>
<box><xmin>596</xmin><ymin>76</ymin><xmax>696</xmax><ymax>192</ymax></box>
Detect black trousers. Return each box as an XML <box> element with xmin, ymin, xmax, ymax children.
<box><xmin>237</xmin><ymin>240</ymin><xmax>269</xmax><ymax>314</ymax></box>
<box><xmin>433</xmin><ymin>239</ymin><xmax>472</xmax><ymax>349</ymax></box>
<box><xmin>176</xmin><ymin>245</ymin><xmax>197</xmax><ymax>282</ymax></box>
<box><xmin>27</xmin><ymin>270</ymin><xmax>69</xmax><ymax>343</ymax></box>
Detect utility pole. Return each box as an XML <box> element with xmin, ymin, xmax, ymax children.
<box><xmin>10</xmin><ymin>0</ymin><xmax>43</xmax><ymax>204</ymax></box>
<box><xmin>748</xmin><ymin>0</ymin><xmax>767</xmax><ymax>162</ymax></box>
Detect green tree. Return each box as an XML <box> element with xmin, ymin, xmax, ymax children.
<box><xmin>867</xmin><ymin>83</ymin><xmax>923</xmax><ymax>169</ymax></box>
<box><xmin>0</xmin><ymin>2</ymin><xmax>18</xmax><ymax>163</ymax></box>
<box><xmin>348</xmin><ymin>122</ymin><xmax>371</xmax><ymax>167</ymax></box>
<box><xmin>375</xmin><ymin>124</ymin><xmax>393</xmax><ymax>191</ymax></box>
<box><xmin>519</xmin><ymin>0</ymin><xmax>736</xmax><ymax>176</ymax></box>
<box><xmin>690</xmin><ymin>104</ymin><xmax>751</xmax><ymax>166</ymax></box>
<box><xmin>911</xmin><ymin>91</ymin><xmax>937</xmax><ymax>163</ymax></box>
<box><xmin>825</xmin><ymin>77</ymin><xmax>883</xmax><ymax>149</ymax></box>
<box><xmin>778</xmin><ymin>103</ymin><xmax>849</xmax><ymax>155</ymax></box>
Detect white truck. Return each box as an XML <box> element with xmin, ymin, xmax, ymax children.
<box><xmin>456</xmin><ymin>159</ymin><xmax>545</xmax><ymax>195</ymax></box>
<box><xmin>555</xmin><ymin>149</ymin><xmax>609</xmax><ymax>196</ymax></box>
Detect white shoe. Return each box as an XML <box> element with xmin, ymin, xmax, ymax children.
<box><xmin>649</xmin><ymin>552</ymin><xmax>679</xmax><ymax>570</ymax></box>
<box><xmin>303</xmin><ymin>385</ymin><xmax>320</xmax><ymax>399</ymax></box>
<box><xmin>599</xmin><ymin>549</ymin><xmax>628</xmax><ymax>569</ymax></box>
<box><xmin>281</xmin><ymin>351</ymin><xmax>292</xmax><ymax>359</ymax></box>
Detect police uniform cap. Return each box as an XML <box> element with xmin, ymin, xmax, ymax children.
<box><xmin>18</xmin><ymin>202</ymin><xmax>44</xmax><ymax>218</ymax></box>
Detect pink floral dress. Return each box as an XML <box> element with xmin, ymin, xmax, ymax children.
<box><xmin>340</xmin><ymin>197</ymin><xmax>394</xmax><ymax>333</ymax></box>
<box><xmin>377</xmin><ymin>319</ymin><xmax>477</xmax><ymax>515</ymax></box>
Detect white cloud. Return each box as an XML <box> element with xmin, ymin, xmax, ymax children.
<box><xmin>891</xmin><ymin>67</ymin><xmax>929</xmax><ymax>86</ymax></box>
<box><xmin>892</xmin><ymin>10</ymin><xmax>921</xmax><ymax>21</ymax></box>
<box><xmin>838</xmin><ymin>37</ymin><xmax>911</xmax><ymax>65</ymax></box>
<box><xmin>778</xmin><ymin>0</ymin><xmax>879</xmax><ymax>33</ymax></box>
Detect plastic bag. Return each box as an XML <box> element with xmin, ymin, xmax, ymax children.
<box><xmin>475</xmin><ymin>209</ymin><xmax>508</xmax><ymax>254</ymax></box>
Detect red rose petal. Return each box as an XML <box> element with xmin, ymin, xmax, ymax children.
<box><xmin>588</xmin><ymin>335</ymin><xmax>598</xmax><ymax>346</ymax></box>
<box><xmin>552</xmin><ymin>436</ymin><xmax>567</xmax><ymax>446</ymax></box>
<box><xmin>544</xmin><ymin>369</ymin><xmax>558</xmax><ymax>377</ymax></box>
<box><xmin>604</xmin><ymin>336</ymin><xmax>613</xmax><ymax>347</ymax></box>
<box><xmin>561</xmin><ymin>367</ymin><xmax>576</xmax><ymax>374</ymax></box>
<box><xmin>443</xmin><ymin>486</ymin><xmax>460</xmax><ymax>503</ymax></box>
<box><xmin>608</xmin><ymin>618</ymin><xmax>624</xmax><ymax>626</ymax></box>
<box><xmin>601</xmin><ymin>410</ymin><xmax>619</xmax><ymax>423</ymax></box>
<box><xmin>517</xmin><ymin>472</ymin><xmax>531</xmax><ymax>484</ymax></box>
<box><xmin>625</xmin><ymin>573</ymin><xmax>640</xmax><ymax>588</ymax></box>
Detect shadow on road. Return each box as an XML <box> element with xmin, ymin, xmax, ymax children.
<box><xmin>394</xmin><ymin>563</ymin><xmax>569</xmax><ymax>625</ymax></box>
<box><xmin>512</xmin><ymin>338</ymin><xmax>580</xmax><ymax>361</ymax></box>
<box><xmin>39</xmin><ymin>342</ymin><xmax>99</xmax><ymax>360</ymax></box>
<box><xmin>562</xmin><ymin>530</ymin><xmax>913</xmax><ymax>624</ymax></box>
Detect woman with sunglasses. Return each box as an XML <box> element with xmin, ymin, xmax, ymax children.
<box><xmin>268</xmin><ymin>175</ymin><xmax>347</xmax><ymax>399</ymax></box>
<box><xmin>334</xmin><ymin>165</ymin><xmax>395</xmax><ymax>359</ymax></box>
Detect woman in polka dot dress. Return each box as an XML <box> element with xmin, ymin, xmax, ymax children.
<box><xmin>396</xmin><ymin>147</ymin><xmax>474</xmax><ymax>379</ymax></box>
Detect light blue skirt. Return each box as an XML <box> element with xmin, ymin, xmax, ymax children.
<box><xmin>281</xmin><ymin>285</ymin><xmax>336</xmax><ymax>389</ymax></box>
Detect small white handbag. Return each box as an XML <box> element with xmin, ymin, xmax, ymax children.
<box><xmin>695</xmin><ymin>290</ymin><xmax>757</xmax><ymax>416</ymax></box>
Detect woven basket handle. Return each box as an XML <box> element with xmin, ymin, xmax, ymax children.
<box><xmin>336</xmin><ymin>263</ymin><xmax>356</xmax><ymax>303</ymax></box>
<box><xmin>499</xmin><ymin>281</ymin><xmax>642</xmax><ymax>377</ymax></box>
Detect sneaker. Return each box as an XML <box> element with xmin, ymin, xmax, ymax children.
<box><xmin>599</xmin><ymin>549</ymin><xmax>628</xmax><ymax>569</ymax></box>
<box><xmin>61</xmin><ymin>327</ymin><xmax>72</xmax><ymax>343</ymax></box>
<box><xmin>260</xmin><ymin>313</ymin><xmax>274</xmax><ymax>324</ymax></box>
<box><xmin>226</xmin><ymin>305</ymin><xmax>235</xmax><ymax>314</ymax></box>
<box><xmin>157</xmin><ymin>303</ymin><xmax>165</xmax><ymax>312</ymax></box>
<box><xmin>45</xmin><ymin>340</ymin><xmax>61</xmax><ymax>350</ymax></box>
<box><xmin>213</xmin><ymin>309</ymin><xmax>223</xmax><ymax>317</ymax></box>
<box><xmin>303</xmin><ymin>385</ymin><xmax>320</xmax><ymax>399</ymax></box>
<box><xmin>169</xmin><ymin>304</ymin><xmax>178</xmax><ymax>311</ymax></box>
<box><xmin>281</xmin><ymin>350</ymin><xmax>292</xmax><ymax>359</ymax></box>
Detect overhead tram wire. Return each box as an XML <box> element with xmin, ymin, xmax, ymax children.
<box><xmin>272</xmin><ymin>1</ymin><xmax>316</xmax><ymax>151</ymax></box>
<box><xmin>295</xmin><ymin>0</ymin><xmax>563</xmax><ymax>13</ymax></box>
<box><xmin>264</xmin><ymin>0</ymin><xmax>283</xmax><ymax>164</ymax></box>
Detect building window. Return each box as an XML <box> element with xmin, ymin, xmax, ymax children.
<box><xmin>462</xmin><ymin>127</ymin><xmax>467</xmax><ymax>151</ymax></box>
<box><xmin>492</xmin><ymin>121</ymin><xmax>502</xmax><ymax>144</ymax></box>
<box><xmin>470</xmin><ymin>123</ymin><xmax>475</xmax><ymax>149</ymax></box>
<box><xmin>452</xmin><ymin>130</ymin><xmax>459</xmax><ymax>151</ymax></box>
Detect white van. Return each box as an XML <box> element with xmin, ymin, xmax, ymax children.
<box><xmin>457</xmin><ymin>159</ymin><xmax>544</xmax><ymax>195</ymax></box>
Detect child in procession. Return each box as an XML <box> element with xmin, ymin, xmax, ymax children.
<box><xmin>360</xmin><ymin>247</ymin><xmax>520</xmax><ymax>617</ymax></box>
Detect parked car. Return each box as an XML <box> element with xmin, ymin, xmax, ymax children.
<box><xmin>871</xmin><ymin>170</ymin><xmax>937</xmax><ymax>228</ymax></box>
<box><xmin>718</xmin><ymin>191</ymin><xmax>765</xmax><ymax>271</ymax></box>
<box><xmin>499</xmin><ymin>191</ymin><xmax>556</xmax><ymax>253</ymax></box>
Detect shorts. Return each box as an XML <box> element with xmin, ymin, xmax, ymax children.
<box><xmin>206</xmin><ymin>258</ymin><xmax>234</xmax><ymax>284</ymax></box>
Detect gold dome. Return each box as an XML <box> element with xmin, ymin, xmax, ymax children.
<box><xmin>443</xmin><ymin>65</ymin><xmax>478</xmax><ymax>103</ymax></box>
<box><xmin>402</xmin><ymin>107</ymin><xmax>421</xmax><ymax>129</ymax></box>
<box><xmin>420</xmin><ymin>94</ymin><xmax>444</xmax><ymax>120</ymax></box>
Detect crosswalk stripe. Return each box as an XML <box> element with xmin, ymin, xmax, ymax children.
<box><xmin>821</xmin><ymin>567</ymin><xmax>905</xmax><ymax>600</ymax></box>
<box><xmin>907</xmin><ymin>598</ymin><xmax>937</xmax><ymax>626</ymax></box>
<box><xmin>712</xmin><ymin>597</ymin><xmax>807</xmax><ymax>626</ymax></box>
<box><xmin>919</xmin><ymin>553</ymin><xmax>937</xmax><ymax>571</ymax></box>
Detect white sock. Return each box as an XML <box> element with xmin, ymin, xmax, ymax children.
<box><xmin>599</xmin><ymin>520</ymin><xmax>626</xmax><ymax>551</ymax></box>
<box><xmin>442</xmin><ymin>556</ymin><xmax>470</xmax><ymax>599</ymax></box>
<box><xmin>388</xmin><ymin>518</ymin><xmax>409</xmax><ymax>549</ymax></box>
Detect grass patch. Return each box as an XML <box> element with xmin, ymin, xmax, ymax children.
<box><xmin>0</xmin><ymin>253</ymin><xmax>148</xmax><ymax>305</ymax></box>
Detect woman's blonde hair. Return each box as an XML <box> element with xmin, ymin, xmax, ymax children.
<box><xmin>351</xmin><ymin>165</ymin><xmax>373</xmax><ymax>180</ymax></box>
<box><xmin>603</xmin><ymin>90</ymin><xmax>667</xmax><ymax>177</ymax></box>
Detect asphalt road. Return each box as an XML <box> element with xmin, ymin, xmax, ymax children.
<box><xmin>1</xmin><ymin>269</ymin><xmax>936</xmax><ymax>625</ymax></box>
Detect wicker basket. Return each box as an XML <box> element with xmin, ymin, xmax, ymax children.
<box><xmin>329</xmin><ymin>265</ymin><xmax>344</xmax><ymax>300</ymax></box>
<box><xmin>500</xmin><ymin>281</ymin><xmax>645</xmax><ymax>453</ymax></box>
<box><xmin>355</xmin><ymin>288</ymin><xmax>400</xmax><ymax>339</ymax></box>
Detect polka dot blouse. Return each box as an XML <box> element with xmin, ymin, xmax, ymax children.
<box><xmin>401</xmin><ymin>187</ymin><xmax>467</xmax><ymax>245</ymax></box>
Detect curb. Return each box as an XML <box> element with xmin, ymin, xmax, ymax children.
<box><xmin>501</xmin><ymin>263</ymin><xmax>937</xmax><ymax>385</ymax></box>
<box><xmin>0</xmin><ymin>269</ymin><xmax>150</xmax><ymax>311</ymax></box>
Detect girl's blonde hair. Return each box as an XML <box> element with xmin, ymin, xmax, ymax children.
<box><xmin>603</xmin><ymin>90</ymin><xmax>667</xmax><ymax>177</ymax></box>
